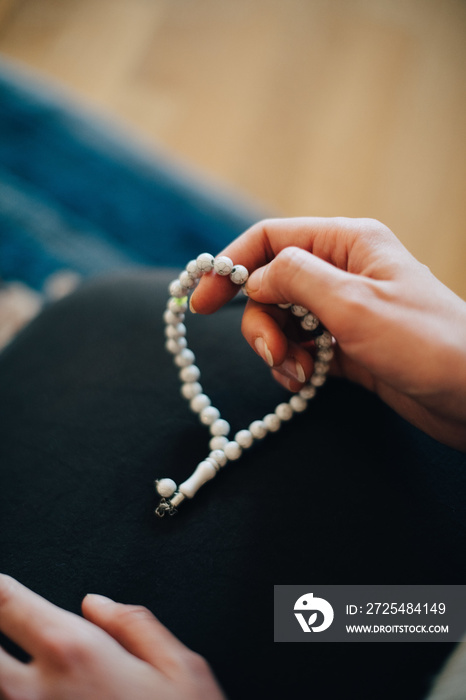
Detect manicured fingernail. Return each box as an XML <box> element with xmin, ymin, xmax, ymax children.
<box><xmin>189</xmin><ymin>296</ymin><xmax>197</xmax><ymax>314</ymax></box>
<box><xmin>85</xmin><ymin>594</ymin><xmax>114</xmax><ymax>605</ymax></box>
<box><xmin>254</xmin><ymin>337</ymin><xmax>274</xmax><ymax>367</ymax></box>
<box><xmin>276</xmin><ymin>357</ymin><xmax>306</xmax><ymax>383</ymax></box>
<box><xmin>245</xmin><ymin>268</ymin><xmax>263</xmax><ymax>295</ymax></box>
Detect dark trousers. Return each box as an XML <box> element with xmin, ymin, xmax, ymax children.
<box><xmin>1</xmin><ymin>270</ymin><xmax>465</xmax><ymax>699</ymax></box>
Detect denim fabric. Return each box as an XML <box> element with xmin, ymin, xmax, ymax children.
<box><xmin>0</xmin><ymin>59</ymin><xmax>264</xmax><ymax>290</ymax></box>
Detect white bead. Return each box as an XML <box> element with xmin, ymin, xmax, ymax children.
<box><xmin>179</xmin><ymin>365</ymin><xmax>201</xmax><ymax>382</ymax></box>
<box><xmin>190</xmin><ymin>393</ymin><xmax>211</xmax><ymax>413</ymax></box>
<box><xmin>174</xmin><ymin>348</ymin><xmax>195</xmax><ymax>367</ymax></box>
<box><xmin>168</xmin><ymin>297</ymin><xmax>187</xmax><ymax>314</ymax></box>
<box><xmin>235</xmin><ymin>429</ymin><xmax>254</xmax><ymax>448</ymax></box>
<box><xmin>205</xmin><ymin>456</ymin><xmax>220</xmax><ymax>471</ymax></box>
<box><xmin>179</xmin><ymin>271</ymin><xmax>196</xmax><ymax>288</ymax></box>
<box><xmin>301</xmin><ymin>312</ymin><xmax>319</xmax><ymax>331</ymax></box>
<box><xmin>155</xmin><ymin>478</ymin><xmax>177</xmax><ymax>498</ymax></box>
<box><xmin>163</xmin><ymin>309</ymin><xmax>184</xmax><ymax>325</ymax></box>
<box><xmin>315</xmin><ymin>331</ymin><xmax>333</xmax><ymax>348</ymax></box>
<box><xmin>275</xmin><ymin>403</ymin><xmax>294</xmax><ymax>421</ymax></box>
<box><xmin>210</xmin><ymin>436</ymin><xmax>229</xmax><ymax>451</ymax></box>
<box><xmin>196</xmin><ymin>253</ymin><xmax>215</xmax><ymax>273</ymax></box>
<box><xmin>278</xmin><ymin>302</ymin><xmax>292</xmax><ymax>309</ymax></box>
<box><xmin>179</xmin><ymin>461</ymin><xmax>217</xmax><ymax>498</ymax></box>
<box><xmin>181</xmin><ymin>381</ymin><xmax>202</xmax><ymax>399</ymax></box>
<box><xmin>249</xmin><ymin>420</ymin><xmax>268</xmax><ymax>439</ymax></box>
<box><xmin>290</xmin><ymin>395</ymin><xmax>308</xmax><ymax>412</ymax></box>
<box><xmin>210</xmin><ymin>419</ymin><xmax>230</xmax><ymax>436</ymax></box>
<box><xmin>214</xmin><ymin>256</ymin><xmax>234</xmax><ymax>276</ymax></box>
<box><xmin>291</xmin><ymin>304</ymin><xmax>308</xmax><ymax>317</ymax></box>
<box><xmin>318</xmin><ymin>348</ymin><xmax>334</xmax><ymax>362</ymax></box>
<box><xmin>209</xmin><ymin>449</ymin><xmax>227</xmax><ymax>467</ymax></box>
<box><xmin>311</xmin><ymin>373</ymin><xmax>327</xmax><ymax>387</ymax></box>
<box><xmin>299</xmin><ymin>384</ymin><xmax>316</xmax><ymax>400</ymax></box>
<box><xmin>169</xmin><ymin>279</ymin><xmax>187</xmax><ymax>298</ymax></box>
<box><xmin>263</xmin><ymin>413</ymin><xmax>281</xmax><ymax>432</ymax></box>
<box><xmin>230</xmin><ymin>265</ymin><xmax>249</xmax><ymax>285</ymax></box>
<box><xmin>165</xmin><ymin>338</ymin><xmax>185</xmax><ymax>354</ymax></box>
<box><xmin>314</xmin><ymin>361</ymin><xmax>329</xmax><ymax>375</ymax></box>
<box><xmin>186</xmin><ymin>259</ymin><xmax>202</xmax><ymax>277</ymax></box>
<box><xmin>165</xmin><ymin>323</ymin><xmax>186</xmax><ymax>339</ymax></box>
<box><xmin>224</xmin><ymin>441</ymin><xmax>242</xmax><ymax>460</ymax></box>
<box><xmin>200</xmin><ymin>406</ymin><xmax>221</xmax><ymax>425</ymax></box>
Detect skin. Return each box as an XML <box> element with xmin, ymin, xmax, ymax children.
<box><xmin>1</xmin><ymin>217</ymin><xmax>465</xmax><ymax>699</ymax></box>
<box><xmin>191</xmin><ymin>217</ymin><xmax>466</xmax><ymax>451</ymax></box>
<box><xmin>0</xmin><ymin>575</ymin><xmax>227</xmax><ymax>700</ymax></box>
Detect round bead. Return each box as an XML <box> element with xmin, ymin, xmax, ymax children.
<box><xmin>181</xmin><ymin>381</ymin><xmax>202</xmax><ymax>399</ymax></box>
<box><xmin>174</xmin><ymin>348</ymin><xmax>195</xmax><ymax>367</ymax></box>
<box><xmin>169</xmin><ymin>279</ymin><xmax>187</xmax><ymax>298</ymax></box>
<box><xmin>235</xmin><ymin>429</ymin><xmax>254</xmax><ymax>448</ymax></box>
<box><xmin>314</xmin><ymin>361</ymin><xmax>329</xmax><ymax>375</ymax></box>
<box><xmin>186</xmin><ymin>259</ymin><xmax>202</xmax><ymax>277</ymax></box>
<box><xmin>200</xmin><ymin>406</ymin><xmax>221</xmax><ymax>425</ymax></box>
<box><xmin>179</xmin><ymin>271</ymin><xmax>196</xmax><ymax>289</ymax></box>
<box><xmin>311</xmin><ymin>373</ymin><xmax>327</xmax><ymax>387</ymax></box>
<box><xmin>210</xmin><ymin>435</ymin><xmax>229</xmax><ymax>451</ymax></box>
<box><xmin>168</xmin><ymin>297</ymin><xmax>187</xmax><ymax>314</ymax></box>
<box><xmin>301</xmin><ymin>312</ymin><xmax>319</xmax><ymax>331</ymax></box>
<box><xmin>165</xmin><ymin>338</ymin><xmax>184</xmax><ymax>354</ymax></box>
<box><xmin>278</xmin><ymin>302</ymin><xmax>292</xmax><ymax>309</ymax></box>
<box><xmin>179</xmin><ymin>365</ymin><xmax>201</xmax><ymax>382</ymax></box>
<box><xmin>249</xmin><ymin>420</ymin><xmax>268</xmax><ymax>439</ymax></box>
<box><xmin>299</xmin><ymin>384</ymin><xmax>317</xmax><ymax>400</ymax></box>
<box><xmin>290</xmin><ymin>395</ymin><xmax>308</xmax><ymax>412</ymax></box>
<box><xmin>291</xmin><ymin>304</ymin><xmax>308</xmax><ymax>317</ymax></box>
<box><xmin>163</xmin><ymin>309</ymin><xmax>184</xmax><ymax>325</ymax></box>
<box><xmin>318</xmin><ymin>347</ymin><xmax>334</xmax><ymax>362</ymax></box>
<box><xmin>190</xmin><ymin>393</ymin><xmax>211</xmax><ymax>413</ymax></box>
<box><xmin>196</xmin><ymin>253</ymin><xmax>215</xmax><ymax>273</ymax></box>
<box><xmin>165</xmin><ymin>323</ymin><xmax>186</xmax><ymax>339</ymax></box>
<box><xmin>230</xmin><ymin>265</ymin><xmax>249</xmax><ymax>285</ymax></box>
<box><xmin>275</xmin><ymin>403</ymin><xmax>294</xmax><ymax>421</ymax></box>
<box><xmin>315</xmin><ymin>331</ymin><xmax>333</xmax><ymax>349</ymax></box>
<box><xmin>155</xmin><ymin>478</ymin><xmax>177</xmax><ymax>498</ymax></box>
<box><xmin>210</xmin><ymin>419</ymin><xmax>231</xmax><ymax>437</ymax></box>
<box><xmin>209</xmin><ymin>449</ymin><xmax>227</xmax><ymax>467</ymax></box>
<box><xmin>224</xmin><ymin>441</ymin><xmax>242</xmax><ymax>460</ymax></box>
<box><xmin>214</xmin><ymin>256</ymin><xmax>234</xmax><ymax>276</ymax></box>
<box><xmin>263</xmin><ymin>413</ymin><xmax>281</xmax><ymax>432</ymax></box>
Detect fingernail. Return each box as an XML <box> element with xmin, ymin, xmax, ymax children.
<box><xmin>245</xmin><ymin>268</ymin><xmax>263</xmax><ymax>295</ymax></box>
<box><xmin>189</xmin><ymin>296</ymin><xmax>197</xmax><ymax>314</ymax></box>
<box><xmin>276</xmin><ymin>357</ymin><xmax>306</xmax><ymax>383</ymax></box>
<box><xmin>85</xmin><ymin>593</ymin><xmax>114</xmax><ymax>605</ymax></box>
<box><xmin>254</xmin><ymin>337</ymin><xmax>274</xmax><ymax>367</ymax></box>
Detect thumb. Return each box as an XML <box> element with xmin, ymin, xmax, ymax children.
<box><xmin>82</xmin><ymin>594</ymin><xmax>191</xmax><ymax>676</ymax></box>
<box><xmin>245</xmin><ymin>246</ymin><xmax>353</xmax><ymax>333</ymax></box>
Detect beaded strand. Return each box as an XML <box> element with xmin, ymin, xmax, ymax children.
<box><xmin>155</xmin><ymin>253</ymin><xmax>333</xmax><ymax>517</ymax></box>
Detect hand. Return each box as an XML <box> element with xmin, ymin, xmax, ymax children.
<box><xmin>0</xmin><ymin>574</ymin><xmax>227</xmax><ymax>700</ymax></box>
<box><xmin>191</xmin><ymin>217</ymin><xmax>466</xmax><ymax>451</ymax></box>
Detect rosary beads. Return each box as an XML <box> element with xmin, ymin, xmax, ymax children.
<box><xmin>155</xmin><ymin>253</ymin><xmax>333</xmax><ymax>517</ymax></box>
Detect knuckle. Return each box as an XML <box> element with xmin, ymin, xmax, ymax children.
<box><xmin>113</xmin><ymin>604</ymin><xmax>154</xmax><ymax>626</ymax></box>
<box><xmin>41</xmin><ymin>629</ymin><xmax>93</xmax><ymax>669</ymax></box>
<box><xmin>182</xmin><ymin>650</ymin><xmax>210</xmax><ymax>676</ymax></box>
<box><xmin>0</xmin><ymin>575</ymin><xmax>16</xmax><ymax>608</ymax></box>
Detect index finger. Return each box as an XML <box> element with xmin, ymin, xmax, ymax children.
<box><xmin>0</xmin><ymin>574</ymin><xmax>83</xmax><ymax>659</ymax></box>
<box><xmin>190</xmin><ymin>216</ymin><xmax>346</xmax><ymax>314</ymax></box>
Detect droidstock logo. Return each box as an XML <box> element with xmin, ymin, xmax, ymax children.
<box><xmin>294</xmin><ymin>592</ymin><xmax>334</xmax><ymax>633</ymax></box>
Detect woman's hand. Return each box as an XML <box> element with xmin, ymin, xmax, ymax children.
<box><xmin>191</xmin><ymin>217</ymin><xmax>466</xmax><ymax>451</ymax></box>
<box><xmin>0</xmin><ymin>574</ymin><xmax>227</xmax><ymax>700</ymax></box>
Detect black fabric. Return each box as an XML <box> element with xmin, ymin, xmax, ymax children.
<box><xmin>1</xmin><ymin>270</ymin><xmax>465</xmax><ymax>699</ymax></box>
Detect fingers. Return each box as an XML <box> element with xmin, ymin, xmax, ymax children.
<box><xmin>242</xmin><ymin>300</ymin><xmax>313</xmax><ymax>390</ymax></box>
<box><xmin>0</xmin><ymin>574</ymin><xmax>82</xmax><ymax>660</ymax></box>
<box><xmin>0</xmin><ymin>646</ymin><xmax>33</xmax><ymax>699</ymax></box>
<box><xmin>82</xmin><ymin>594</ymin><xmax>194</xmax><ymax>680</ymax></box>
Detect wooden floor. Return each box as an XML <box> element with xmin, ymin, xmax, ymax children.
<box><xmin>0</xmin><ymin>0</ymin><xmax>465</xmax><ymax>297</ymax></box>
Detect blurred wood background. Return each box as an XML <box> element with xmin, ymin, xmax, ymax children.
<box><xmin>0</xmin><ymin>0</ymin><xmax>465</xmax><ymax>297</ymax></box>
